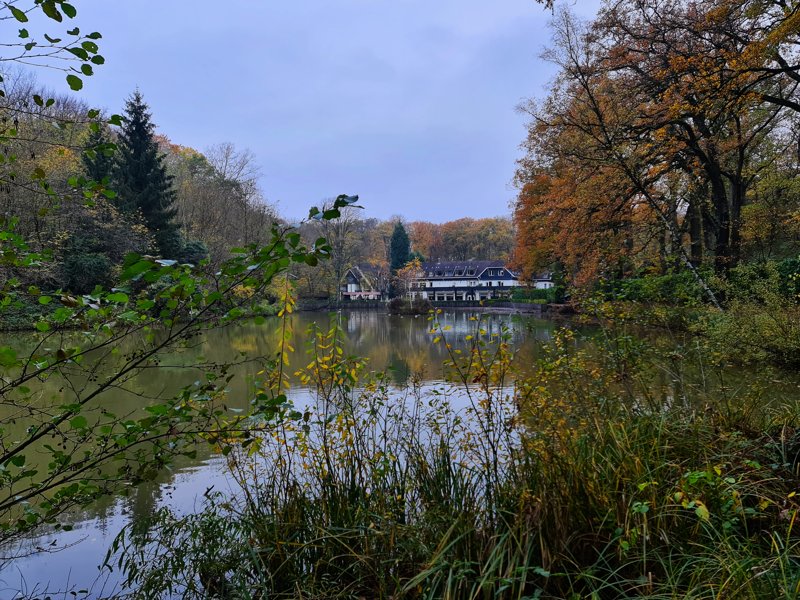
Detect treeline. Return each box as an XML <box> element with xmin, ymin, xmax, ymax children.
<box><xmin>512</xmin><ymin>0</ymin><xmax>800</xmax><ymax>297</ymax></box>
<box><xmin>0</xmin><ymin>71</ymin><xmax>514</xmax><ymax>305</ymax></box>
<box><xmin>292</xmin><ymin>212</ymin><xmax>514</xmax><ymax>299</ymax></box>
<box><xmin>0</xmin><ymin>71</ymin><xmax>276</xmax><ymax>300</ymax></box>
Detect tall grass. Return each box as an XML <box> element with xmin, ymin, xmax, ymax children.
<box><xmin>111</xmin><ymin>316</ymin><xmax>800</xmax><ymax>599</ymax></box>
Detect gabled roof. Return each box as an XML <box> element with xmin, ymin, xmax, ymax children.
<box><xmin>418</xmin><ymin>260</ymin><xmax>515</xmax><ymax>279</ymax></box>
<box><xmin>345</xmin><ymin>263</ymin><xmax>387</xmax><ymax>291</ymax></box>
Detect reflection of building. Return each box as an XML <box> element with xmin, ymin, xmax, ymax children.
<box><xmin>341</xmin><ymin>264</ymin><xmax>387</xmax><ymax>301</ymax></box>
<box><xmin>407</xmin><ymin>260</ymin><xmax>521</xmax><ymax>302</ymax></box>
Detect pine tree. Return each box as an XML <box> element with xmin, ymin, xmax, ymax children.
<box><xmin>389</xmin><ymin>221</ymin><xmax>410</xmax><ymax>273</ymax></box>
<box><xmin>82</xmin><ymin>125</ymin><xmax>115</xmax><ymax>183</ymax></box>
<box><xmin>114</xmin><ymin>91</ymin><xmax>180</xmax><ymax>257</ymax></box>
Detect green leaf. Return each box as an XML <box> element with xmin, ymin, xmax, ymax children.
<box><xmin>61</xmin><ymin>3</ymin><xmax>76</xmax><ymax>18</ymax></box>
<box><xmin>18</xmin><ymin>28</ymin><xmax>29</xmax><ymax>38</ymax></box>
<box><xmin>40</xmin><ymin>0</ymin><xmax>62</xmax><ymax>22</ymax></box>
<box><xmin>106</xmin><ymin>292</ymin><xmax>129</xmax><ymax>304</ymax></box>
<box><xmin>35</xmin><ymin>321</ymin><xmax>50</xmax><ymax>332</ymax></box>
<box><xmin>81</xmin><ymin>40</ymin><xmax>98</xmax><ymax>53</ymax></box>
<box><xmin>38</xmin><ymin>295</ymin><xmax>52</xmax><ymax>305</ymax></box>
<box><xmin>67</xmin><ymin>47</ymin><xmax>88</xmax><ymax>60</ymax></box>
<box><xmin>0</xmin><ymin>346</ymin><xmax>17</xmax><ymax>367</ymax></box>
<box><xmin>66</xmin><ymin>74</ymin><xmax>82</xmax><ymax>91</ymax></box>
<box><xmin>9</xmin><ymin>5</ymin><xmax>28</xmax><ymax>22</ymax></box>
<box><xmin>43</xmin><ymin>33</ymin><xmax>61</xmax><ymax>43</ymax></box>
<box><xmin>86</xmin><ymin>31</ymin><xmax>102</xmax><ymax>40</ymax></box>
<box><xmin>66</xmin><ymin>26</ymin><xmax>79</xmax><ymax>35</ymax></box>
<box><xmin>80</xmin><ymin>64</ymin><xmax>93</xmax><ymax>76</ymax></box>
<box><xmin>90</xmin><ymin>55</ymin><xmax>105</xmax><ymax>65</ymax></box>
<box><xmin>69</xmin><ymin>415</ymin><xmax>87</xmax><ymax>429</ymax></box>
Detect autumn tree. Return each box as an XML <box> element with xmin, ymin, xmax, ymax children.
<box><xmin>514</xmin><ymin>2</ymin><xmax>800</xmax><ymax>302</ymax></box>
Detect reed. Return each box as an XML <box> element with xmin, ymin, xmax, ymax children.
<box><xmin>112</xmin><ymin>317</ymin><xmax>800</xmax><ymax>599</ymax></box>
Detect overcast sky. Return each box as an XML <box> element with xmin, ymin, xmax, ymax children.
<box><xmin>33</xmin><ymin>0</ymin><xmax>600</xmax><ymax>223</ymax></box>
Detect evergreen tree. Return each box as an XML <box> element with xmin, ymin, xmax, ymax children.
<box><xmin>114</xmin><ymin>91</ymin><xmax>180</xmax><ymax>257</ymax></box>
<box><xmin>389</xmin><ymin>221</ymin><xmax>410</xmax><ymax>273</ymax></box>
<box><xmin>82</xmin><ymin>125</ymin><xmax>115</xmax><ymax>183</ymax></box>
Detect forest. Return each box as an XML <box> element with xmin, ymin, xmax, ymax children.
<box><xmin>0</xmin><ymin>67</ymin><xmax>514</xmax><ymax>318</ymax></box>
<box><xmin>511</xmin><ymin>0</ymin><xmax>800</xmax><ymax>304</ymax></box>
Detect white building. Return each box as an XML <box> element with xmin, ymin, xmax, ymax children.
<box><xmin>407</xmin><ymin>260</ymin><xmax>522</xmax><ymax>302</ymax></box>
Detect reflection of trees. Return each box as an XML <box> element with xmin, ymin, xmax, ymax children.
<box><xmin>0</xmin><ymin>311</ymin><xmax>557</xmax><ymax>530</ymax></box>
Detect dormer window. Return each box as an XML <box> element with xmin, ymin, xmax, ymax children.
<box><xmin>435</xmin><ymin>270</ymin><xmax>442</xmax><ymax>276</ymax></box>
<box><xmin>454</xmin><ymin>270</ymin><xmax>463</xmax><ymax>276</ymax></box>
<box><xmin>466</xmin><ymin>269</ymin><xmax>475</xmax><ymax>276</ymax></box>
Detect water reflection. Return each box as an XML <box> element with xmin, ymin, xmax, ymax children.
<box><xmin>0</xmin><ymin>309</ymin><xmax>552</xmax><ymax>598</ymax></box>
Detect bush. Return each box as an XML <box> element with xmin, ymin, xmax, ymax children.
<box><xmin>776</xmin><ymin>256</ymin><xmax>800</xmax><ymax>302</ymax></box>
<box><xmin>178</xmin><ymin>239</ymin><xmax>209</xmax><ymax>265</ymax></box>
<box><xmin>512</xmin><ymin>286</ymin><xmax>557</xmax><ymax>303</ymax></box>
<box><xmin>62</xmin><ymin>251</ymin><xmax>113</xmax><ymax>293</ymax></box>
<box><xmin>603</xmin><ymin>270</ymin><xmax>706</xmax><ymax>306</ymax></box>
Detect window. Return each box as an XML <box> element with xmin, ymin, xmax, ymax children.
<box><xmin>466</xmin><ymin>269</ymin><xmax>475</xmax><ymax>276</ymax></box>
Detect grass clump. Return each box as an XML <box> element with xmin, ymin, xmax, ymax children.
<box><xmin>110</xmin><ymin>317</ymin><xmax>800</xmax><ymax>599</ymax></box>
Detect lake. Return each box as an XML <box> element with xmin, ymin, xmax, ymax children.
<box><xmin>1</xmin><ymin>308</ymin><xmax>798</xmax><ymax>599</ymax></box>
<box><xmin>0</xmin><ymin>309</ymin><xmax>559</xmax><ymax>598</ymax></box>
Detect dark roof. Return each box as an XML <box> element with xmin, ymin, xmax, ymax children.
<box><xmin>420</xmin><ymin>260</ymin><xmax>504</xmax><ymax>271</ymax></box>
<box><xmin>418</xmin><ymin>260</ymin><xmax>515</xmax><ymax>280</ymax></box>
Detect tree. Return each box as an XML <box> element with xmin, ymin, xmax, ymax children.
<box><xmin>114</xmin><ymin>91</ymin><xmax>180</xmax><ymax>257</ymax></box>
<box><xmin>395</xmin><ymin>257</ymin><xmax>422</xmax><ymax>305</ymax></box>
<box><xmin>82</xmin><ymin>123</ymin><xmax>115</xmax><ymax>184</ymax></box>
<box><xmin>389</xmin><ymin>221</ymin><xmax>410</xmax><ymax>273</ymax></box>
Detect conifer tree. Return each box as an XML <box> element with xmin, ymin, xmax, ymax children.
<box><xmin>114</xmin><ymin>91</ymin><xmax>180</xmax><ymax>257</ymax></box>
<box><xmin>82</xmin><ymin>125</ymin><xmax>115</xmax><ymax>183</ymax></box>
<box><xmin>389</xmin><ymin>221</ymin><xmax>410</xmax><ymax>273</ymax></box>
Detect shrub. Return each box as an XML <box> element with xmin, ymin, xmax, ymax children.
<box><xmin>605</xmin><ymin>270</ymin><xmax>706</xmax><ymax>305</ymax></box>
<box><xmin>512</xmin><ymin>286</ymin><xmax>557</xmax><ymax>303</ymax></box>
<box><xmin>62</xmin><ymin>251</ymin><xmax>113</xmax><ymax>293</ymax></box>
<box><xmin>178</xmin><ymin>238</ymin><xmax>209</xmax><ymax>265</ymax></box>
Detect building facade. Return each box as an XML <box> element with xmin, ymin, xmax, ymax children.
<box><xmin>341</xmin><ymin>264</ymin><xmax>387</xmax><ymax>301</ymax></box>
<box><xmin>407</xmin><ymin>260</ymin><xmax>522</xmax><ymax>302</ymax></box>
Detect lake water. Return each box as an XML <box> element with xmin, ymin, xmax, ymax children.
<box><xmin>0</xmin><ymin>309</ymin><xmax>559</xmax><ymax>599</ymax></box>
<box><xmin>2</xmin><ymin>308</ymin><xmax>798</xmax><ymax>599</ymax></box>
